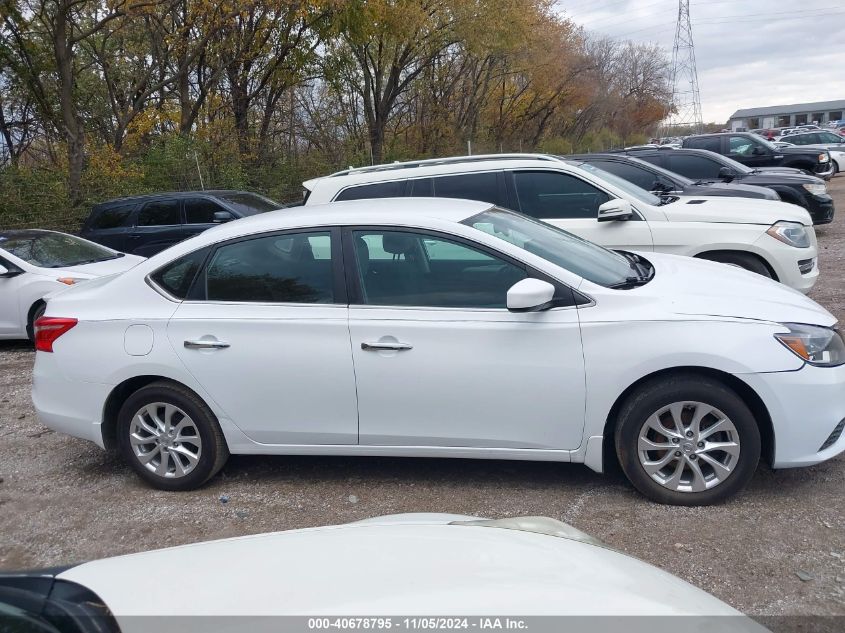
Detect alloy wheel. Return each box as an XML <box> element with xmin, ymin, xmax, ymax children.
<box><xmin>637</xmin><ymin>401</ymin><xmax>741</xmax><ymax>493</ymax></box>
<box><xmin>129</xmin><ymin>402</ymin><xmax>202</xmax><ymax>478</ymax></box>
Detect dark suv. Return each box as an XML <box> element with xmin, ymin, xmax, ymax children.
<box><xmin>681</xmin><ymin>133</ymin><xmax>834</xmax><ymax>180</ymax></box>
<box><xmin>81</xmin><ymin>190</ymin><xmax>281</xmax><ymax>256</ymax></box>
<box><xmin>610</xmin><ymin>147</ymin><xmax>834</xmax><ymax>224</ymax></box>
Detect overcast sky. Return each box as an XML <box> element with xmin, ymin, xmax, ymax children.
<box><xmin>554</xmin><ymin>0</ymin><xmax>845</xmax><ymax>123</ymax></box>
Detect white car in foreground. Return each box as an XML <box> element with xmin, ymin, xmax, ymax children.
<box><xmin>0</xmin><ymin>514</ymin><xmax>768</xmax><ymax>631</ymax></box>
<box><xmin>0</xmin><ymin>230</ymin><xmax>144</xmax><ymax>340</ymax></box>
<box><xmin>32</xmin><ymin>199</ymin><xmax>845</xmax><ymax>505</ymax></box>
<box><xmin>303</xmin><ymin>154</ymin><xmax>820</xmax><ymax>292</ymax></box>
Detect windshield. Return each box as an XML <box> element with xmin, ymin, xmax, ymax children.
<box><xmin>0</xmin><ymin>232</ymin><xmax>120</xmax><ymax>268</ymax></box>
<box><xmin>462</xmin><ymin>207</ymin><xmax>639</xmax><ymax>288</ymax></box>
<box><xmin>216</xmin><ymin>192</ymin><xmax>281</xmax><ymax>216</ymax></box>
<box><xmin>575</xmin><ymin>163</ymin><xmax>662</xmax><ymax>206</ymax></box>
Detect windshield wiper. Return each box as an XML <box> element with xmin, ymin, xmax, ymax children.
<box><xmin>609</xmin><ymin>276</ymin><xmax>651</xmax><ymax>289</ymax></box>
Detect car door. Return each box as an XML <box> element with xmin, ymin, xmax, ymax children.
<box><xmin>346</xmin><ymin>227</ymin><xmax>586</xmax><ymax>449</ymax></box>
<box><xmin>507</xmin><ymin>169</ymin><xmax>654</xmax><ymax>251</ymax></box>
<box><xmin>183</xmin><ymin>197</ymin><xmax>234</xmax><ymax>240</ymax></box>
<box><xmin>128</xmin><ymin>199</ymin><xmax>185</xmax><ymax>256</ymax></box>
<box><xmin>166</xmin><ymin>228</ymin><xmax>359</xmax><ymax>445</ymax></box>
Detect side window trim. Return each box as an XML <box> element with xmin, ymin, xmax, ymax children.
<box><xmin>340</xmin><ymin>225</ymin><xmax>580</xmax><ymax>310</ymax></box>
<box><xmin>185</xmin><ymin>226</ymin><xmax>347</xmax><ymax>305</ymax></box>
<box><xmin>333</xmin><ymin>179</ymin><xmax>410</xmax><ymax>202</ymax></box>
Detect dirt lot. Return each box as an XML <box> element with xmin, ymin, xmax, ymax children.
<box><xmin>1</xmin><ymin>182</ymin><xmax>845</xmax><ymax>620</ymax></box>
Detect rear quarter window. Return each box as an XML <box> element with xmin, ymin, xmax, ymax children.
<box><xmin>149</xmin><ymin>247</ymin><xmax>209</xmax><ymax>299</ymax></box>
<box><xmin>335</xmin><ymin>181</ymin><xmax>406</xmax><ymax>201</ymax></box>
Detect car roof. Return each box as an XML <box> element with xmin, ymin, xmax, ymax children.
<box><xmin>93</xmin><ymin>190</ymin><xmax>265</xmax><ymax>207</ymax></box>
<box><xmin>303</xmin><ymin>154</ymin><xmax>574</xmax><ymax>191</ymax></box>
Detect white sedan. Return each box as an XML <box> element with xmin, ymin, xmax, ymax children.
<box><xmin>0</xmin><ymin>230</ymin><xmax>144</xmax><ymax>340</ymax></box>
<box><xmin>0</xmin><ymin>514</ymin><xmax>768</xmax><ymax>631</ymax></box>
<box><xmin>31</xmin><ymin>199</ymin><xmax>845</xmax><ymax>505</ymax></box>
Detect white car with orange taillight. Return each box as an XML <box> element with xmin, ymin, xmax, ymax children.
<box><xmin>0</xmin><ymin>230</ymin><xmax>144</xmax><ymax>340</ymax></box>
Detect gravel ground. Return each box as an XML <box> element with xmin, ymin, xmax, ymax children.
<box><xmin>1</xmin><ymin>182</ymin><xmax>845</xmax><ymax>620</ymax></box>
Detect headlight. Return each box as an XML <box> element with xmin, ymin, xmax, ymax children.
<box><xmin>819</xmin><ymin>153</ymin><xmax>830</xmax><ymax>163</ymax></box>
<box><xmin>766</xmin><ymin>221</ymin><xmax>811</xmax><ymax>248</ymax></box>
<box><xmin>802</xmin><ymin>182</ymin><xmax>827</xmax><ymax>196</ymax></box>
<box><xmin>775</xmin><ymin>323</ymin><xmax>845</xmax><ymax>367</ymax></box>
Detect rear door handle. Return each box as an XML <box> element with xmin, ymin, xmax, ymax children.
<box><xmin>361</xmin><ymin>341</ymin><xmax>413</xmax><ymax>351</ymax></box>
<box><xmin>184</xmin><ymin>339</ymin><xmax>230</xmax><ymax>350</ymax></box>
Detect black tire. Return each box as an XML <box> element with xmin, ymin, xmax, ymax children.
<box><xmin>117</xmin><ymin>381</ymin><xmax>229</xmax><ymax>491</ymax></box>
<box><xmin>614</xmin><ymin>374</ymin><xmax>761</xmax><ymax>506</ymax></box>
<box><xmin>26</xmin><ymin>301</ymin><xmax>46</xmax><ymax>342</ymax></box>
<box><xmin>697</xmin><ymin>251</ymin><xmax>773</xmax><ymax>278</ymax></box>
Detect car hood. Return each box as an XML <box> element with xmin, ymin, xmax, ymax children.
<box><xmin>734</xmin><ymin>171</ymin><xmax>822</xmax><ymax>186</ymax></box>
<box><xmin>56</xmin><ymin>514</ymin><xmax>755</xmax><ymax>620</ymax></box>
<box><xmin>776</xmin><ymin>146</ymin><xmax>827</xmax><ymax>158</ymax></box>
<box><xmin>46</xmin><ymin>253</ymin><xmax>145</xmax><ymax>278</ymax></box>
<box><xmin>753</xmin><ymin>166</ymin><xmax>808</xmax><ymax>175</ymax></box>
<box><xmin>690</xmin><ymin>182</ymin><xmax>778</xmax><ymax>200</ymax></box>
<box><xmin>629</xmin><ymin>252</ymin><xmax>834</xmax><ymax>326</ymax></box>
<box><xmin>661</xmin><ymin>196</ymin><xmax>812</xmax><ymax>225</ymax></box>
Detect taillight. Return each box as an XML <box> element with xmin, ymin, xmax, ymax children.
<box><xmin>34</xmin><ymin>317</ymin><xmax>77</xmax><ymax>352</ymax></box>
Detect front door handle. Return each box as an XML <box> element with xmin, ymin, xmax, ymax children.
<box><xmin>361</xmin><ymin>341</ymin><xmax>413</xmax><ymax>351</ymax></box>
<box><xmin>184</xmin><ymin>339</ymin><xmax>230</xmax><ymax>350</ymax></box>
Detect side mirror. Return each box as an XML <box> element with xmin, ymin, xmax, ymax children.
<box><xmin>651</xmin><ymin>180</ymin><xmax>671</xmax><ymax>193</ymax></box>
<box><xmin>507</xmin><ymin>278</ymin><xmax>556</xmax><ymax>313</ymax></box>
<box><xmin>597</xmin><ymin>199</ymin><xmax>633</xmax><ymax>222</ymax></box>
<box><xmin>717</xmin><ymin>166</ymin><xmax>735</xmax><ymax>182</ymax></box>
<box><xmin>213</xmin><ymin>210</ymin><xmax>234</xmax><ymax>223</ymax></box>
<box><xmin>752</xmin><ymin>146</ymin><xmax>767</xmax><ymax>156</ymax></box>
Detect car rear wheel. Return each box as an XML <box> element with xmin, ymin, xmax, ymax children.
<box><xmin>615</xmin><ymin>374</ymin><xmax>760</xmax><ymax>505</ymax></box>
<box><xmin>697</xmin><ymin>252</ymin><xmax>772</xmax><ymax>278</ymax></box>
<box><xmin>117</xmin><ymin>381</ymin><xmax>229</xmax><ymax>491</ymax></box>
<box><xmin>26</xmin><ymin>302</ymin><xmax>46</xmax><ymax>342</ymax></box>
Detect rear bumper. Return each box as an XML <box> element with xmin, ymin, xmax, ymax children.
<box><xmin>740</xmin><ymin>364</ymin><xmax>845</xmax><ymax>468</ymax></box>
<box><xmin>32</xmin><ymin>352</ymin><xmax>109</xmax><ymax>449</ymax></box>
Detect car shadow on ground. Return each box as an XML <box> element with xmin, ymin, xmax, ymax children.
<box><xmin>0</xmin><ymin>340</ymin><xmax>33</xmax><ymax>352</ymax></box>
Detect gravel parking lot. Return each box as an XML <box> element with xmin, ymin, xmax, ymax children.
<box><xmin>1</xmin><ymin>183</ymin><xmax>844</xmax><ymax>622</ymax></box>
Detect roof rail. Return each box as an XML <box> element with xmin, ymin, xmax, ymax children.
<box><xmin>327</xmin><ymin>153</ymin><xmax>561</xmax><ymax>178</ymax></box>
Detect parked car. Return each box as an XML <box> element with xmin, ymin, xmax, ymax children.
<box><xmin>303</xmin><ymin>155</ymin><xmax>819</xmax><ymax>291</ymax></box>
<box><xmin>0</xmin><ymin>514</ymin><xmax>769</xmax><ymax>630</ymax></box>
<box><xmin>566</xmin><ymin>153</ymin><xmax>780</xmax><ymax>201</ymax></box>
<box><xmin>611</xmin><ymin>147</ymin><xmax>834</xmax><ymax>224</ymax></box>
<box><xmin>80</xmin><ymin>190</ymin><xmax>282</xmax><ymax>257</ymax></box>
<box><xmin>776</xmin><ymin>131</ymin><xmax>845</xmax><ymax>175</ymax></box>
<box><xmin>681</xmin><ymin>132</ymin><xmax>834</xmax><ymax>180</ymax></box>
<box><xmin>32</xmin><ymin>199</ymin><xmax>845</xmax><ymax>504</ymax></box>
<box><xmin>0</xmin><ymin>230</ymin><xmax>144</xmax><ymax>340</ymax></box>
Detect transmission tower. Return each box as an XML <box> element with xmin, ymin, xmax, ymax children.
<box><xmin>667</xmin><ymin>0</ymin><xmax>703</xmax><ymax>133</ymax></box>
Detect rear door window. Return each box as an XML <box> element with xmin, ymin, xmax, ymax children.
<box><xmin>430</xmin><ymin>172</ymin><xmax>502</xmax><ymax>205</ymax></box>
<box><xmin>137</xmin><ymin>200</ymin><xmax>181</xmax><ymax>226</ymax></box>
<box><xmin>684</xmin><ymin>137</ymin><xmax>721</xmax><ymax>152</ymax></box>
<box><xmin>91</xmin><ymin>204</ymin><xmax>134</xmax><ymax>229</ymax></box>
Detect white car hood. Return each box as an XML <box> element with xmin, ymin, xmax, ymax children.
<box><xmin>57</xmin><ymin>514</ymin><xmax>755</xmax><ymax>620</ymax></box>
<box><xmin>629</xmin><ymin>252</ymin><xmax>834</xmax><ymax>326</ymax></box>
<box><xmin>662</xmin><ymin>196</ymin><xmax>812</xmax><ymax>225</ymax></box>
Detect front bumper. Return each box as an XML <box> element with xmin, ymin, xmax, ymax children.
<box><xmin>814</xmin><ymin>162</ymin><xmax>835</xmax><ymax>181</ymax></box>
<box><xmin>753</xmin><ymin>232</ymin><xmax>819</xmax><ymax>293</ymax></box>
<box><xmin>805</xmin><ymin>193</ymin><xmax>835</xmax><ymax>225</ymax></box>
<box><xmin>741</xmin><ymin>362</ymin><xmax>845</xmax><ymax>467</ymax></box>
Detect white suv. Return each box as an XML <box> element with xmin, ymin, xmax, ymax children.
<box><xmin>303</xmin><ymin>154</ymin><xmax>819</xmax><ymax>292</ymax></box>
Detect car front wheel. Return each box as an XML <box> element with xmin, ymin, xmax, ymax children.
<box><xmin>615</xmin><ymin>374</ymin><xmax>760</xmax><ymax>505</ymax></box>
<box><xmin>117</xmin><ymin>381</ymin><xmax>229</xmax><ymax>491</ymax></box>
